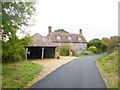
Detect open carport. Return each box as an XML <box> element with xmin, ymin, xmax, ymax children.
<box><xmin>26</xmin><ymin>33</ymin><xmax>57</xmax><ymax>60</ymax></box>
<box><xmin>26</xmin><ymin>46</ymin><xmax>56</xmax><ymax>59</ymax></box>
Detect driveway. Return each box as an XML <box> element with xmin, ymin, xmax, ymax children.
<box><xmin>30</xmin><ymin>55</ymin><xmax>106</xmax><ymax>88</ymax></box>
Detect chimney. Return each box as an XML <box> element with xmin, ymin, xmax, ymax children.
<box><xmin>79</xmin><ymin>29</ymin><xmax>82</xmax><ymax>34</ymax></box>
<box><xmin>48</xmin><ymin>26</ymin><xmax>52</xmax><ymax>36</ymax></box>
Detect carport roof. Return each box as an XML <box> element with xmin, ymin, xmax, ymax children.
<box><xmin>27</xmin><ymin>33</ymin><xmax>57</xmax><ymax>47</ymax></box>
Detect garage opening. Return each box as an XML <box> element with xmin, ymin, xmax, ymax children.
<box><xmin>27</xmin><ymin>47</ymin><xmax>42</xmax><ymax>59</ymax></box>
<box><xmin>27</xmin><ymin>47</ymin><xmax>56</xmax><ymax>60</ymax></box>
<box><xmin>44</xmin><ymin>47</ymin><xmax>56</xmax><ymax>58</ymax></box>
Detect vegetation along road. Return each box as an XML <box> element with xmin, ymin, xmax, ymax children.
<box><xmin>30</xmin><ymin>54</ymin><xmax>106</xmax><ymax>88</ymax></box>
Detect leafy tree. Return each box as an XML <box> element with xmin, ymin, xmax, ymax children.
<box><xmin>2</xmin><ymin>2</ymin><xmax>35</xmax><ymax>62</ymax></box>
<box><xmin>87</xmin><ymin>38</ymin><xmax>102</xmax><ymax>49</ymax></box>
<box><xmin>101</xmin><ymin>37</ymin><xmax>109</xmax><ymax>47</ymax></box>
<box><xmin>2</xmin><ymin>2</ymin><xmax>35</xmax><ymax>41</ymax></box>
<box><xmin>87</xmin><ymin>38</ymin><xmax>107</xmax><ymax>53</ymax></box>
<box><xmin>108</xmin><ymin>36</ymin><xmax>120</xmax><ymax>54</ymax></box>
<box><xmin>54</xmin><ymin>29</ymin><xmax>69</xmax><ymax>33</ymax></box>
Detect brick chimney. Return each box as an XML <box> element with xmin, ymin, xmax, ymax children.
<box><xmin>79</xmin><ymin>29</ymin><xmax>82</xmax><ymax>34</ymax></box>
<box><xmin>48</xmin><ymin>26</ymin><xmax>52</xmax><ymax>36</ymax></box>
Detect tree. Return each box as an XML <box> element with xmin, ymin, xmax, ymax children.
<box><xmin>87</xmin><ymin>38</ymin><xmax>107</xmax><ymax>53</ymax></box>
<box><xmin>2</xmin><ymin>2</ymin><xmax>36</xmax><ymax>62</ymax></box>
<box><xmin>101</xmin><ymin>37</ymin><xmax>109</xmax><ymax>45</ymax></box>
<box><xmin>59</xmin><ymin>44</ymin><xmax>71</xmax><ymax>56</ymax></box>
<box><xmin>108</xmin><ymin>36</ymin><xmax>120</xmax><ymax>53</ymax></box>
<box><xmin>54</xmin><ymin>29</ymin><xmax>69</xmax><ymax>33</ymax></box>
<box><xmin>2</xmin><ymin>2</ymin><xmax>35</xmax><ymax>41</ymax></box>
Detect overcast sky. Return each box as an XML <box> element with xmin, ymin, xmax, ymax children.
<box><xmin>28</xmin><ymin>0</ymin><xmax>119</xmax><ymax>41</ymax></box>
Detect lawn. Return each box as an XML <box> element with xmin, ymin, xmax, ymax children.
<box><xmin>96</xmin><ymin>51</ymin><xmax>118</xmax><ymax>88</ymax></box>
<box><xmin>2</xmin><ymin>60</ymin><xmax>43</xmax><ymax>88</ymax></box>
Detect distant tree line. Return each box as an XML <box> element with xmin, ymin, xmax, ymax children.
<box><xmin>54</xmin><ymin>29</ymin><xmax>69</xmax><ymax>33</ymax></box>
<box><xmin>87</xmin><ymin>36</ymin><xmax>120</xmax><ymax>54</ymax></box>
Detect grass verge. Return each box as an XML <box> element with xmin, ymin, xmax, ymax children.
<box><xmin>2</xmin><ymin>60</ymin><xmax>43</xmax><ymax>88</ymax></box>
<box><xmin>96</xmin><ymin>51</ymin><xmax>118</xmax><ymax>88</ymax></box>
<box><xmin>76</xmin><ymin>52</ymin><xmax>95</xmax><ymax>57</ymax></box>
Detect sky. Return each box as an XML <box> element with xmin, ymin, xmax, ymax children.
<box><xmin>27</xmin><ymin>0</ymin><xmax>119</xmax><ymax>41</ymax></box>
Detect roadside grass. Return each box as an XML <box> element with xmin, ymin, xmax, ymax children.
<box><xmin>0</xmin><ymin>46</ymin><xmax>1</xmax><ymax>89</ymax></box>
<box><xmin>2</xmin><ymin>60</ymin><xmax>43</xmax><ymax>88</ymax></box>
<box><xmin>76</xmin><ymin>52</ymin><xmax>96</xmax><ymax>57</ymax></box>
<box><xmin>96</xmin><ymin>51</ymin><xmax>118</xmax><ymax>88</ymax></box>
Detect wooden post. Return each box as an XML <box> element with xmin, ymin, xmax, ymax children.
<box><xmin>59</xmin><ymin>48</ymin><xmax>60</xmax><ymax>56</ymax></box>
<box><xmin>54</xmin><ymin>48</ymin><xmax>57</xmax><ymax>58</ymax></box>
<box><xmin>26</xmin><ymin>48</ymin><xmax>28</xmax><ymax>60</ymax></box>
<box><xmin>41</xmin><ymin>47</ymin><xmax>44</xmax><ymax>59</ymax></box>
<box><xmin>69</xmin><ymin>49</ymin><xmax>70</xmax><ymax>56</ymax></box>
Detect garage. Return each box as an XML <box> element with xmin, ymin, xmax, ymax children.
<box><xmin>26</xmin><ymin>33</ymin><xmax>57</xmax><ymax>60</ymax></box>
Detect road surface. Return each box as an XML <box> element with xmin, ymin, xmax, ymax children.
<box><xmin>30</xmin><ymin>55</ymin><xmax>106</xmax><ymax>88</ymax></box>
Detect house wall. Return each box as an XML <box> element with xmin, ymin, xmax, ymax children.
<box><xmin>54</xmin><ymin>42</ymin><xmax>87</xmax><ymax>51</ymax></box>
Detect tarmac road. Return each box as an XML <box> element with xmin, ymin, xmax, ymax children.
<box><xmin>30</xmin><ymin>55</ymin><xmax>106</xmax><ymax>88</ymax></box>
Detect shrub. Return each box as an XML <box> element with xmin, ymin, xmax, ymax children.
<box><xmin>88</xmin><ymin>46</ymin><xmax>98</xmax><ymax>53</ymax></box>
<box><xmin>59</xmin><ymin>44</ymin><xmax>71</xmax><ymax>56</ymax></box>
<box><xmin>2</xmin><ymin>35</ymin><xmax>33</xmax><ymax>62</ymax></box>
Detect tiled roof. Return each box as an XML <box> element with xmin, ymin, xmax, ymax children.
<box><xmin>49</xmin><ymin>32</ymin><xmax>87</xmax><ymax>43</ymax></box>
<box><xmin>28</xmin><ymin>33</ymin><xmax>57</xmax><ymax>47</ymax></box>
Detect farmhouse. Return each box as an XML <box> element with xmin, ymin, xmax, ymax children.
<box><xmin>26</xmin><ymin>26</ymin><xmax>87</xmax><ymax>59</ymax></box>
<box><xmin>26</xmin><ymin>33</ymin><xmax>57</xmax><ymax>59</ymax></box>
<box><xmin>47</xmin><ymin>26</ymin><xmax>87</xmax><ymax>51</ymax></box>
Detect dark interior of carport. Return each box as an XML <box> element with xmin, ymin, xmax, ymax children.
<box><xmin>27</xmin><ymin>46</ymin><xmax>56</xmax><ymax>59</ymax></box>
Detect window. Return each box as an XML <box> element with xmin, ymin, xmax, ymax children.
<box><xmin>68</xmin><ymin>36</ymin><xmax>72</xmax><ymax>40</ymax></box>
<box><xmin>57</xmin><ymin>35</ymin><xmax>61</xmax><ymax>40</ymax></box>
<box><xmin>78</xmin><ymin>37</ymin><xmax>81</xmax><ymax>41</ymax></box>
<box><xmin>80</xmin><ymin>43</ymin><xmax>83</xmax><ymax>45</ymax></box>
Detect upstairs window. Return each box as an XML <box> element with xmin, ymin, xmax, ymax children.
<box><xmin>57</xmin><ymin>35</ymin><xmax>61</xmax><ymax>40</ymax></box>
<box><xmin>78</xmin><ymin>37</ymin><xmax>81</xmax><ymax>41</ymax></box>
<box><xmin>68</xmin><ymin>36</ymin><xmax>72</xmax><ymax>40</ymax></box>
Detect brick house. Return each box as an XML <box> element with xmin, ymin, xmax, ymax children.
<box><xmin>47</xmin><ymin>26</ymin><xmax>87</xmax><ymax>52</ymax></box>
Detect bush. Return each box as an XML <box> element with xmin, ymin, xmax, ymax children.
<box><xmin>2</xmin><ymin>35</ymin><xmax>33</xmax><ymax>62</ymax></box>
<box><xmin>88</xmin><ymin>46</ymin><xmax>98</xmax><ymax>53</ymax></box>
<box><xmin>59</xmin><ymin>44</ymin><xmax>71</xmax><ymax>56</ymax></box>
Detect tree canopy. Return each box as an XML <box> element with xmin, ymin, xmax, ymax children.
<box><xmin>2</xmin><ymin>2</ymin><xmax>36</xmax><ymax>62</ymax></box>
<box><xmin>54</xmin><ymin>29</ymin><xmax>69</xmax><ymax>33</ymax></box>
<box><xmin>87</xmin><ymin>36</ymin><xmax>120</xmax><ymax>54</ymax></box>
<box><xmin>108</xmin><ymin>36</ymin><xmax>120</xmax><ymax>53</ymax></box>
<box><xmin>2</xmin><ymin>2</ymin><xmax>35</xmax><ymax>41</ymax></box>
<box><xmin>87</xmin><ymin>38</ymin><xmax>107</xmax><ymax>53</ymax></box>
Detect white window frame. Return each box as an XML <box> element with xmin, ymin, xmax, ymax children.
<box><xmin>78</xmin><ymin>37</ymin><xmax>81</xmax><ymax>41</ymax></box>
<box><xmin>57</xmin><ymin>35</ymin><xmax>61</xmax><ymax>40</ymax></box>
<box><xmin>68</xmin><ymin>36</ymin><xmax>72</xmax><ymax>40</ymax></box>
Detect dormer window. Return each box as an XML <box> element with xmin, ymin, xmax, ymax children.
<box><xmin>78</xmin><ymin>37</ymin><xmax>81</xmax><ymax>41</ymax></box>
<box><xmin>68</xmin><ymin>36</ymin><xmax>72</xmax><ymax>40</ymax></box>
<box><xmin>57</xmin><ymin>35</ymin><xmax>61</xmax><ymax>40</ymax></box>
